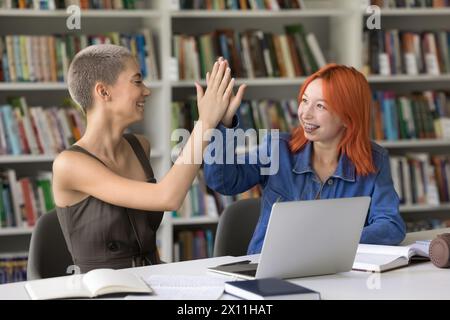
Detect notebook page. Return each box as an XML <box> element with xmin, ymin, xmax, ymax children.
<box><xmin>356</xmin><ymin>244</ymin><xmax>412</xmax><ymax>259</ymax></box>
<box><xmin>408</xmin><ymin>241</ymin><xmax>431</xmax><ymax>258</ymax></box>
<box><xmin>353</xmin><ymin>252</ymin><xmax>407</xmax><ymax>268</ymax></box>
<box><xmin>83</xmin><ymin>269</ymin><xmax>150</xmax><ymax>296</ymax></box>
<box><xmin>134</xmin><ymin>275</ymin><xmax>227</xmax><ymax>300</ymax></box>
<box><xmin>25</xmin><ymin>274</ymin><xmax>88</xmax><ymax>300</ymax></box>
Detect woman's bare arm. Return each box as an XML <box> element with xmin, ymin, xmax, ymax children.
<box><xmin>53</xmin><ymin>60</ymin><xmax>245</xmax><ymax>212</ymax></box>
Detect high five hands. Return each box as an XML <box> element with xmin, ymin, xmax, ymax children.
<box><xmin>195</xmin><ymin>57</ymin><xmax>247</xmax><ymax>128</ymax></box>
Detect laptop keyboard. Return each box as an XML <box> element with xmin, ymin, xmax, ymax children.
<box><xmin>234</xmin><ymin>263</ymin><xmax>258</xmax><ymax>277</ymax></box>
<box><xmin>208</xmin><ymin>262</ymin><xmax>258</xmax><ymax>278</ymax></box>
<box><xmin>235</xmin><ymin>269</ymin><xmax>257</xmax><ymax>277</ymax></box>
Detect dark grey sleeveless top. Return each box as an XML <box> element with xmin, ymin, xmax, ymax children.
<box><xmin>56</xmin><ymin>134</ymin><xmax>163</xmax><ymax>273</ymax></box>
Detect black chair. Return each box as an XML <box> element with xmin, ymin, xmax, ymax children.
<box><xmin>213</xmin><ymin>198</ymin><xmax>261</xmax><ymax>257</ymax></box>
<box><xmin>27</xmin><ymin>210</ymin><xmax>74</xmax><ymax>280</ymax></box>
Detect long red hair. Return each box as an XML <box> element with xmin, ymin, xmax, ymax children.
<box><xmin>289</xmin><ymin>63</ymin><xmax>376</xmax><ymax>176</ymax></box>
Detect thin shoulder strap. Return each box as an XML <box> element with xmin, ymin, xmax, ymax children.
<box><xmin>123</xmin><ymin>133</ymin><xmax>155</xmax><ymax>182</ymax></box>
<box><xmin>123</xmin><ymin>134</ymin><xmax>156</xmax><ymax>266</ymax></box>
<box><xmin>68</xmin><ymin>145</ymin><xmax>107</xmax><ymax>167</ymax></box>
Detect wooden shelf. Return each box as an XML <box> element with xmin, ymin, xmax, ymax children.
<box><xmin>171</xmin><ymin>9</ymin><xmax>347</xmax><ymax>18</ymax></box>
<box><xmin>0</xmin><ymin>227</ymin><xmax>33</xmax><ymax>236</ymax></box>
<box><xmin>377</xmin><ymin>139</ymin><xmax>450</xmax><ymax>148</ymax></box>
<box><xmin>367</xmin><ymin>74</ymin><xmax>450</xmax><ymax>83</ymax></box>
<box><xmin>364</xmin><ymin>8</ymin><xmax>450</xmax><ymax>16</ymax></box>
<box><xmin>0</xmin><ymin>81</ymin><xmax>163</xmax><ymax>91</ymax></box>
<box><xmin>0</xmin><ymin>155</ymin><xmax>55</xmax><ymax>163</ymax></box>
<box><xmin>171</xmin><ymin>216</ymin><xmax>219</xmax><ymax>226</ymax></box>
<box><xmin>0</xmin><ymin>82</ymin><xmax>68</xmax><ymax>91</ymax></box>
<box><xmin>0</xmin><ymin>251</ymin><xmax>28</xmax><ymax>258</ymax></box>
<box><xmin>0</xmin><ymin>150</ymin><xmax>162</xmax><ymax>163</ymax></box>
<box><xmin>233</xmin><ymin>139</ymin><xmax>450</xmax><ymax>153</ymax></box>
<box><xmin>172</xmin><ymin>75</ymin><xmax>443</xmax><ymax>87</ymax></box>
<box><xmin>172</xmin><ymin>77</ymin><xmax>306</xmax><ymax>88</ymax></box>
<box><xmin>0</xmin><ymin>9</ymin><xmax>160</xmax><ymax>18</ymax></box>
<box><xmin>400</xmin><ymin>203</ymin><xmax>450</xmax><ymax>213</ymax></box>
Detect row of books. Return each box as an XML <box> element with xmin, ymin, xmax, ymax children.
<box><xmin>237</xmin><ymin>99</ymin><xmax>298</xmax><ymax>133</ymax></box>
<box><xmin>0</xmin><ymin>30</ymin><xmax>159</xmax><ymax>83</ymax></box>
<box><xmin>431</xmin><ymin>155</ymin><xmax>450</xmax><ymax>203</ymax></box>
<box><xmin>172</xmin><ymin>171</ymin><xmax>219</xmax><ymax>219</ymax></box>
<box><xmin>171</xmin><ymin>97</ymin><xmax>295</xmax><ymax>154</ymax></box>
<box><xmin>173</xmin><ymin>90</ymin><xmax>450</xmax><ymax>143</ymax></box>
<box><xmin>0</xmin><ymin>0</ymin><xmax>145</xmax><ymax>9</ymax></box>
<box><xmin>363</xmin><ymin>29</ymin><xmax>450</xmax><ymax>76</ymax></box>
<box><xmin>0</xmin><ymin>97</ymin><xmax>85</xmax><ymax>156</ymax></box>
<box><xmin>173</xmin><ymin>229</ymin><xmax>214</xmax><ymax>262</ymax></box>
<box><xmin>172</xmin><ymin>154</ymin><xmax>450</xmax><ymax>211</ymax></box>
<box><xmin>171</xmin><ymin>99</ymin><xmax>198</xmax><ymax>140</ymax></box>
<box><xmin>178</xmin><ymin>0</ymin><xmax>305</xmax><ymax>10</ymax></box>
<box><xmin>0</xmin><ymin>253</ymin><xmax>27</xmax><ymax>284</ymax></box>
<box><xmin>172</xmin><ymin>24</ymin><xmax>326</xmax><ymax>80</ymax></box>
<box><xmin>390</xmin><ymin>153</ymin><xmax>445</xmax><ymax>206</ymax></box>
<box><xmin>171</xmin><ymin>98</ymin><xmax>298</xmax><ymax>143</ymax></box>
<box><xmin>370</xmin><ymin>0</ymin><xmax>450</xmax><ymax>8</ymax></box>
<box><xmin>0</xmin><ymin>169</ymin><xmax>54</xmax><ymax>229</ymax></box>
<box><xmin>176</xmin><ymin>164</ymin><xmax>448</xmax><ymax>220</ymax></box>
<box><xmin>371</xmin><ymin>90</ymin><xmax>450</xmax><ymax>141</ymax></box>
<box><xmin>172</xmin><ymin>170</ymin><xmax>262</xmax><ymax>219</ymax></box>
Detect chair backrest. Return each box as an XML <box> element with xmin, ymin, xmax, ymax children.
<box><xmin>213</xmin><ymin>198</ymin><xmax>261</xmax><ymax>257</ymax></box>
<box><xmin>27</xmin><ymin>210</ymin><xmax>74</xmax><ymax>280</ymax></box>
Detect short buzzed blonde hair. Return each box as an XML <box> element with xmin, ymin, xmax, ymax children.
<box><xmin>67</xmin><ymin>44</ymin><xmax>134</xmax><ymax>113</ymax></box>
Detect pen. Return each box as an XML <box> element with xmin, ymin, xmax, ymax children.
<box><xmin>217</xmin><ymin>260</ymin><xmax>251</xmax><ymax>267</ymax></box>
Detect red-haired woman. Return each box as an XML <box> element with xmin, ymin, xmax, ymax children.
<box><xmin>204</xmin><ymin>63</ymin><xmax>406</xmax><ymax>255</ymax></box>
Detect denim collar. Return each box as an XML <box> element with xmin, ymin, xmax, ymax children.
<box><xmin>292</xmin><ymin>141</ymin><xmax>356</xmax><ymax>182</ymax></box>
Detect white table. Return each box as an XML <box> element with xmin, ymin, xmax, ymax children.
<box><xmin>0</xmin><ymin>254</ymin><xmax>449</xmax><ymax>300</ymax></box>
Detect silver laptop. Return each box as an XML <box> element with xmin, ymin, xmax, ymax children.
<box><xmin>208</xmin><ymin>196</ymin><xmax>371</xmax><ymax>279</ymax></box>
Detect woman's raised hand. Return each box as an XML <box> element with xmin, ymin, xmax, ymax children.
<box><xmin>194</xmin><ymin>59</ymin><xmax>235</xmax><ymax>128</ymax></box>
<box><xmin>206</xmin><ymin>57</ymin><xmax>247</xmax><ymax>127</ymax></box>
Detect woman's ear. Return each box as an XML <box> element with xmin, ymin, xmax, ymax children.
<box><xmin>94</xmin><ymin>83</ymin><xmax>110</xmax><ymax>101</ymax></box>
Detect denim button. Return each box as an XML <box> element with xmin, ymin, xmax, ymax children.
<box><xmin>327</xmin><ymin>179</ymin><xmax>333</xmax><ymax>185</ymax></box>
<box><xmin>107</xmin><ymin>241</ymin><xmax>119</xmax><ymax>252</ymax></box>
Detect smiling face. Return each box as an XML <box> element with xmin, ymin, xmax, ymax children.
<box><xmin>297</xmin><ymin>78</ymin><xmax>345</xmax><ymax>146</ymax></box>
<box><xmin>107</xmin><ymin>58</ymin><xmax>151</xmax><ymax>123</ymax></box>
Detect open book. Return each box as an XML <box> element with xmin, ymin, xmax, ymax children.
<box><xmin>25</xmin><ymin>268</ymin><xmax>152</xmax><ymax>300</ymax></box>
<box><xmin>352</xmin><ymin>241</ymin><xmax>430</xmax><ymax>272</ymax></box>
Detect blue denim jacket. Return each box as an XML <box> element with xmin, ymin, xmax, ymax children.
<box><xmin>204</xmin><ymin>122</ymin><xmax>406</xmax><ymax>255</ymax></box>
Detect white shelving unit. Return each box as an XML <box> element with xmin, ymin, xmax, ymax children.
<box><xmin>2</xmin><ymin>0</ymin><xmax>450</xmax><ymax>262</ymax></box>
<box><xmin>364</xmin><ymin>4</ymin><xmax>450</xmax><ymax>226</ymax></box>
<box><xmin>365</xmin><ymin>7</ymin><xmax>450</xmax><ymax>16</ymax></box>
<box><xmin>169</xmin><ymin>0</ymin><xmax>450</xmax><ymax>240</ymax></box>
<box><xmin>0</xmin><ymin>81</ymin><xmax>163</xmax><ymax>91</ymax></box>
<box><xmin>171</xmin><ymin>216</ymin><xmax>219</xmax><ymax>226</ymax></box>
<box><xmin>0</xmin><ymin>2</ymin><xmax>174</xmax><ymax>260</ymax></box>
<box><xmin>167</xmin><ymin>0</ymin><xmax>362</xmax><ymax>261</ymax></box>
<box><xmin>400</xmin><ymin>203</ymin><xmax>450</xmax><ymax>213</ymax></box>
<box><xmin>367</xmin><ymin>74</ymin><xmax>450</xmax><ymax>84</ymax></box>
<box><xmin>0</xmin><ymin>227</ymin><xmax>33</xmax><ymax>236</ymax></box>
<box><xmin>0</xmin><ymin>9</ymin><xmax>162</xmax><ymax>18</ymax></box>
<box><xmin>378</xmin><ymin>140</ymin><xmax>450</xmax><ymax>149</ymax></box>
<box><xmin>170</xmin><ymin>9</ymin><xmax>348</xmax><ymax>18</ymax></box>
<box><xmin>171</xmin><ymin>77</ymin><xmax>308</xmax><ymax>88</ymax></box>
